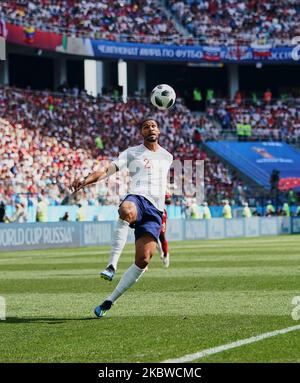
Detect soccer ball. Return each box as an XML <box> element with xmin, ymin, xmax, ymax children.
<box><xmin>150</xmin><ymin>84</ymin><xmax>176</xmax><ymax>110</ymax></box>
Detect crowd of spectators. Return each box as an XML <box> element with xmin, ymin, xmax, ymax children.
<box><xmin>167</xmin><ymin>0</ymin><xmax>300</xmax><ymax>46</ymax></box>
<box><xmin>1</xmin><ymin>0</ymin><xmax>299</xmax><ymax>46</ymax></box>
<box><xmin>0</xmin><ymin>0</ymin><xmax>180</xmax><ymax>44</ymax></box>
<box><xmin>0</xmin><ymin>85</ymin><xmax>246</xmax><ymax>209</ymax></box>
<box><xmin>209</xmin><ymin>97</ymin><xmax>300</xmax><ymax>143</ymax></box>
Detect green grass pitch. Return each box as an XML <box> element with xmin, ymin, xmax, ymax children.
<box><xmin>1</xmin><ymin>235</ymin><xmax>300</xmax><ymax>363</ymax></box>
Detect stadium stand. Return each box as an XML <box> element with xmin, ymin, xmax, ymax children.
<box><xmin>0</xmin><ymin>0</ymin><xmax>181</xmax><ymax>43</ymax></box>
<box><xmin>167</xmin><ymin>0</ymin><xmax>300</xmax><ymax>46</ymax></box>
<box><xmin>3</xmin><ymin>0</ymin><xmax>299</xmax><ymax>46</ymax></box>
<box><xmin>1</xmin><ymin>1</ymin><xmax>299</xmax><ymax>220</ymax></box>
<box><xmin>0</xmin><ymin>86</ymin><xmax>247</xmax><ymax>208</ymax></box>
<box><xmin>208</xmin><ymin>98</ymin><xmax>300</xmax><ymax>144</ymax></box>
<box><xmin>206</xmin><ymin>141</ymin><xmax>300</xmax><ymax>191</ymax></box>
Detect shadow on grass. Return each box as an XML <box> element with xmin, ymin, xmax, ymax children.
<box><xmin>1</xmin><ymin>316</ymin><xmax>111</xmax><ymax>324</ymax></box>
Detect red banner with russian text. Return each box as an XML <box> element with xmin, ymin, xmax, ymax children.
<box><xmin>6</xmin><ymin>23</ymin><xmax>62</xmax><ymax>51</ymax></box>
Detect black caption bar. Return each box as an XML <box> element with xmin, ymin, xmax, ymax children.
<box><xmin>0</xmin><ymin>363</ymin><xmax>300</xmax><ymax>382</ymax></box>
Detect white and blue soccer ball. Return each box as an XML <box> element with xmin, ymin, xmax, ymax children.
<box><xmin>150</xmin><ymin>84</ymin><xmax>176</xmax><ymax>110</ymax></box>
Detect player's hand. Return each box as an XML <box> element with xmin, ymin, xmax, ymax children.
<box><xmin>70</xmin><ymin>178</ymin><xmax>85</xmax><ymax>193</ymax></box>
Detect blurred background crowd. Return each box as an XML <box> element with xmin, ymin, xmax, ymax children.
<box><xmin>1</xmin><ymin>0</ymin><xmax>299</xmax><ymax>45</ymax></box>
<box><xmin>0</xmin><ymin>85</ymin><xmax>299</xmax><ymax>223</ymax></box>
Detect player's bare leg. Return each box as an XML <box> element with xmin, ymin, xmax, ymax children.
<box><xmin>100</xmin><ymin>201</ymin><xmax>137</xmax><ymax>281</ymax></box>
<box><xmin>134</xmin><ymin>233</ymin><xmax>157</xmax><ymax>268</ymax></box>
<box><xmin>95</xmin><ymin>234</ymin><xmax>157</xmax><ymax>317</ymax></box>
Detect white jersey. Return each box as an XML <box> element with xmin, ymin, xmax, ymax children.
<box><xmin>113</xmin><ymin>144</ymin><xmax>173</xmax><ymax>212</ymax></box>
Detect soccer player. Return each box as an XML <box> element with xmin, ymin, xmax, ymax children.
<box><xmin>101</xmin><ymin>192</ymin><xmax>171</xmax><ymax>282</ymax></box>
<box><xmin>70</xmin><ymin>117</ymin><xmax>173</xmax><ymax>318</ymax></box>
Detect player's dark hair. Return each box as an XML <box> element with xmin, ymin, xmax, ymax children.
<box><xmin>140</xmin><ymin>116</ymin><xmax>159</xmax><ymax>129</ymax></box>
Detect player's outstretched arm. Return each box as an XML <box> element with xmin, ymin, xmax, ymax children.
<box><xmin>70</xmin><ymin>163</ymin><xmax>117</xmax><ymax>193</ymax></box>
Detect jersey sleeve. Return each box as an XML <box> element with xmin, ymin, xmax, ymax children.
<box><xmin>112</xmin><ymin>149</ymin><xmax>129</xmax><ymax>171</ymax></box>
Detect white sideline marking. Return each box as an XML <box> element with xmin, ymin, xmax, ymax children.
<box><xmin>162</xmin><ymin>324</ymin><xmax>300</xmax><ymax>363</ymax></box>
